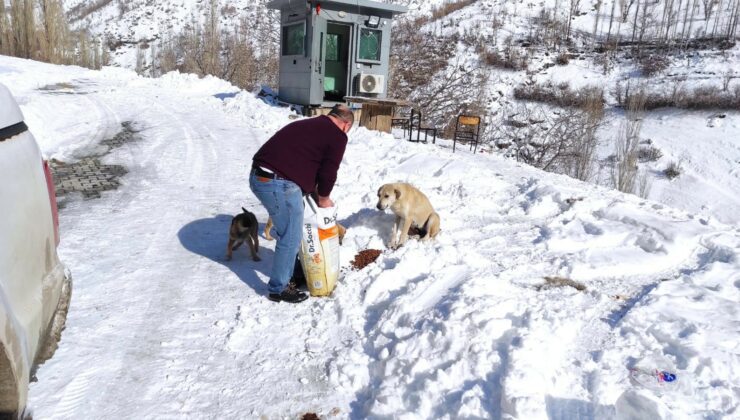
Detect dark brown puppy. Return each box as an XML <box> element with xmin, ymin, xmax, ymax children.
<box><xmin>227</xmin><ymin>207</ymin><xmax>261</xmax><ymax>261</ymax></box>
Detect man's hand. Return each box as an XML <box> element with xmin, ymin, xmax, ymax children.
<box><xmin>317</xmin><ymin>195</ymin><xmax>335</xmax><ymax>208</ymax></box>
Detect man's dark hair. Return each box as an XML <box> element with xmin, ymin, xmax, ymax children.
<box><xmin>328</xmin><ymin>104</ymin><xmax>354</xmax><ymax>125</ymax></box>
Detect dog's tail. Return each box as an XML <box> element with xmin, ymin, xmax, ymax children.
<box><xmin>242</xmin><ymin>207</ymin><xmax>248</xmax><ymax>213</ymax></box>
<box><xmin>423</xmin><ymin>212</ymin><xmax>441</xmax><ymax>239</ymax></box>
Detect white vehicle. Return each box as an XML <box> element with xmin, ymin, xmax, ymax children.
<box><xmin>0</xmin><ymin>83</ymin><xmax>72</xmax><ymax>418</ymax></box>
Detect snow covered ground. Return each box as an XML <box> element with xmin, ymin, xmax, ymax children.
<box><xmin>1</xmin><ymin>55</ymin><xmax>739</xmax><ymax>419</ymax></box>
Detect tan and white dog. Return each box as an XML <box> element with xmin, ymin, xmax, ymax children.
<box><xmin>376</xmin><ymin>182</ymin><xmax>440</xmax><ymax>249</ymax></box>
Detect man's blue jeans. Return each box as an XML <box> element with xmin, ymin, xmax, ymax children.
<box><xmin>249</xmin><ymin>171</ymin><xmax>304</xmax><ymax>294</ymax></box>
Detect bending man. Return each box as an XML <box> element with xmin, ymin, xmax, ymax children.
<box><xmin>250</xmin><ymin>104</ymin><xmax>353</xmax><ymax>303</ymax></box>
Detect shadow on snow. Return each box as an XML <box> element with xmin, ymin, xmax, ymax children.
<box><xmin>177</xmin><ymin>214</ymin><xmax>273</xmax><ymax>296</ymax></box>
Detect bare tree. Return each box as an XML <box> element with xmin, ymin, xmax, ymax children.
<box><xmin>637</xmin><ymin>168</ymin><xmax>652</xmax><ymax>198</ymax></box>
<box><xmin>670</xmin><ymin>0</ymin><xmax>685</xmax><ymax>40</ymax></box>
<box><xmin>681</xmin><ymin>0</ymin><xmax>692</xmax><ymax>40</ymax></box>
<box><xmin>620</xmin><ymin>0</ymin><xmax>637</xmax><ymax>22</ymax></box>
<box><xmin>37</xmin><ymin>0</ymin><xmax>69</xmax><ymax>64</ymax></box>
<box><xmin>636</xmin><ymin>0</ymin><xmax>653</xmax><ymax>47</ymax></box>
<box><xmin>0</xmin><ymin>1</ymin><xmax>13</xmax><ymax>55</ymax></box>
<box><xmin>148</xmin><ymin>41</ymin><xmax>158</xmax><ymax>76</ymax></box>
<box><xmin>22</xmin><ymin>0</ymin><xmax>35</xmax><ymax>59</ymax></box>
<box><xmin>10</xmin><ymin>0</ymin><xmax>27</xmax><ymax>58</ymax></box>
<box><xmin>221</xmin><ymin>19</ymin><xmax>259</xmax><ymax>88</ymax></box>
<box><xmin>702</xmin><ymin>0</ymin><xmax>718</xmax><ymax>20</ymax></box>
<box><xmin>154</xmin><ymin>34</ymin><xmax>178</xmax><ymax>76</ymax></box>
<box><xmin>2</xmin><ymin>0</ymin><xmax>102</xmax><ymax>69</ymax></box>
<box><xmin>684</xmin><ymin>0</ymin><xmax>700</xmax><ymax>43</ymax></box>
<box><xmin>153</xmin><ymin>2</ymin><xmax>274</xmax><ymax>91</ymax></box>
<box><xmin>606</xmin><ymin>0</ymin><xmax>618</xmax><ymax>42</ymax></box>
<box><xmin>612</xmin><ymin>88</ymin><xmax>646</xmax><ymax>193</ymax></box>
<box><xmin>389</xmin><ymin>18</ymin><xmax>485</xmax><ymax>132</ymax></box>
<box><xmin>570</xmin><ymin>91</ymin><xmax>605</xmax><ymax>181</ymax></box>
<box><xmin>101</xmin><ymin>41</ymin><xmax>110</xmax><ymax>67</ymax></box>
<box><xmin>631</xmin><ymin>0</ymin><xmax>641</xmax><ymax>43</ymax></box>
<box><xmin>729</xmin><ymin>0</ymin><xmax>740</xmax><ymax>38</ymax></box>
<box><xmin>135</xmin><ymin>43</ymin><xmax>145</xmax><ymax>75</ymax></box>
<box><xmin>92</xmin><ymin>38</ymin><xmax>102</xmax><ymax>69</ymax></box>
<box><xmin>77</xmin><ymin>30</ymin><xmax>92</xmax><ymax>68</ymax></box>
<box><xmin>593</xmin><ymin>0</ymin><xmax>603</xmax><ymax>41</ymax></box>
<box><xmin>566</xmin><ymin>0</ymin><xmax>581</xmax><ymax>40</ymax></box>
<box><xmin>711</xmin><ymin>0</ymin><xmax>724</xmax><ymax>36</ymax></box>
<box><xmin>493</xmin><ymin>89</ymin><xmax>605</xmax><ymax>181</ymax></box>
<box><xmin>659</xmin><ymin>0</ymin><xmax>675</xmax><ymax>42</ymax></box>
<box><xmin>198</xmin><ymin>0</ymin><xmax>221</xmax><ymax>77</ymax></box>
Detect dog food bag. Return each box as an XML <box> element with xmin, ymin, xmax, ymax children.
<box><xmin>298</xmin><ymin>196</ymin><xmax>340</xmax><ymax>297</ymax></box>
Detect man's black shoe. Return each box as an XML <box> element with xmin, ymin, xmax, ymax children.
<box><xmin>268</xmin><ymin>288</ymin><xmax>308</xmax><ymax>303</ymax></box>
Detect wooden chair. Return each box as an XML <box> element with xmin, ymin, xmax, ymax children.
<box><xmin>391</xmin><ymin>106</ymin><xmax>412</xmax><ymax>138</ymax></box>
<box><xmin>453</xmin><ymin>115</ymin><xmax>482</xmax><ymax>153</ymax></box>
<box><xmin>408</xmin><ymin>108</ymin><xmax>437</xmax><ymax>144</ymax></box>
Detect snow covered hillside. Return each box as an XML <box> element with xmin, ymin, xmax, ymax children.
<box><xmin>408</xmin><ymin>0</ymin><xmax>740</xmax><ymax>225</ymax></box>
<box><xmin>64</xmin><ymin>0</ymin><xmax>443</xmax><ymax>68</ymax></box>
<box><xmin>1</xmin><ymin>55</ymin><xmax>738</xmax><ymax>418</ymax></box>
<box><xmin>65</xmin><ymin>0</ymin><xmax>274</xmax><ymax>68</ymax></box>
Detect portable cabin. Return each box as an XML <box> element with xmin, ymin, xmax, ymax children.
<box><xmin>267</xmin><ymin>0</ymin><xmax>407</xmax><ymax>110</ymax></box>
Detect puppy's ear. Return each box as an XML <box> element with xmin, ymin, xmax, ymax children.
<box><xmin>394</xmin><ymin>188</ymin><xmax>401</xmax><ymax>199</ymax></box>
<box><xmin>377</xmin><ymin>186</ymin><xmax>382</xmax><ymax>197</ymax></box>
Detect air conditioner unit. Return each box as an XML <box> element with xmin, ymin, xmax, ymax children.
<box><xmin>359</xmin><ymin>73</ymin><xmax>385</xmax><ymax>94</ymax></box>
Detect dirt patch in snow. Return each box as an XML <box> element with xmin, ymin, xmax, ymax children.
<box><xmin>536</xmin><ymin>276</ymin><xmax>587</xmax><ymax>291</ymax></box>
<box><xmin>38</xmin><ymin>81</ymin><xmax>91</xmax><ymax>95</ymax></box>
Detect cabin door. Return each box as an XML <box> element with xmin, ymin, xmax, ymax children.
<box><xmin>323</xmin><ymin>22</ymin><xmax>352</xmax><ymax>103</ymax></box>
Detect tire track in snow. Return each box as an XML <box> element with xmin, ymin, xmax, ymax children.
<box><xmin>101</xmin><ymin>92</ymin><xmax>305</xmax><ymax>417</ymax></box>
<box><xmin>48</xmin><ymin>368</ymin><xmax>95</xmax><ymax>419</ymax></box>
<box><xmin>34</xmin><ymin>85</ymin><xmax>138</xmax><ymax>417</ymax></box>
<box><xmin>96</xmin><ymin>97</ymin><xmax>218</xmax><ymax>415</ymax></box>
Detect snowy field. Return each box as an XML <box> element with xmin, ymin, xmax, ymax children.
<box><xmin>1</xmin><ymin>55</ymin><xmax>739</xmax><ymax>419</ymax></box>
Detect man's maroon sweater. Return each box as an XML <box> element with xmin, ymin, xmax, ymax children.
<box><xmin>252</xmin><ymin>115</ymin><xmax>347</xmax><ymax>196</ymax></box>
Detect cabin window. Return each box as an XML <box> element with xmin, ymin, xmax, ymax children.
<box><xmin>326</xmin><ymin>34</ymin><xmax>340</xmax><ymax>61</ymax></box>
<box><xmin>282</xmin><ymin>22</ymin><xmax>305</xmax><ymax>56</ymax></box>
<box><xmin>358</xmin><ymin>28</ymin><xmax>382</xmax><ymax>62</ymax></box>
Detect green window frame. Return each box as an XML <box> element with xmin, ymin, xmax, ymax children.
<box><xmin>358</xmin><ymin>28</ymin><xmax>382</xmax><ymax>62</ymax></box>
<box><xmin>282</xmin><ymin>21</ymin><xmax>305</xmax><ymax>56</ymax></box>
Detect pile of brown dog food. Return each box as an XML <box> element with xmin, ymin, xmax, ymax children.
<box><xmin>351</xmin><ymin>249</ymin><xmax>382</xmax><ymax>270</ymax></box>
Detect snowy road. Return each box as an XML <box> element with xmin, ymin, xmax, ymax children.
<box><xmin>1</xmin><ymin>57</ymin><xmax>738</xmax><ymax>419</ymax></box>
<box><xmin>15</xmin><ymin>68</ymin><xmax>348</xmax><ymax>417</ymax></box>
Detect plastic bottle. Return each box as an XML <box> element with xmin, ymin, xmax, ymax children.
<box><xmin>626</xmin><ymin>352</ymin><xmax>687</xmax><ymax>396</ymax></box>
<box><xmin>629</xmin><ymin>368</ymin><xmax>680</xmax><ymax>394</ymax></box>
